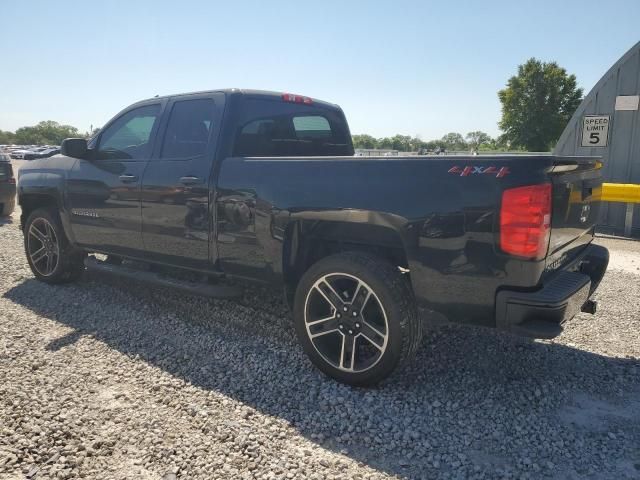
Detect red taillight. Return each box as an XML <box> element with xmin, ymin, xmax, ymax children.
<box><xmin>500</xmin><ymin>183</ymin><xmax>552</xmax><ymax>259</ymax></box>
<box><xmin>282</xmin><ymin>93</ymin><xmax>313</xmax><ymax>105</ymax></box>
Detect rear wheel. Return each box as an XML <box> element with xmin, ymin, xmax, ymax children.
<box><xmin>293</xmin><ymin>252</ymin><xmax>422</xmax><ymax>386</ymax></box>
<box><xmin>24</xmin><ymin>208</ymin><xmax>85</xmax><ymax>284</ymax></box>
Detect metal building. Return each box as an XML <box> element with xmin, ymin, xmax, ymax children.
<box><xmin>554</xmin><ymin>41</ymin><xmax>640</xmax><ymax>235</ymax></box>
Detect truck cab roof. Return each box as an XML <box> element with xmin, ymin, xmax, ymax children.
<box><xmin>132</xmin><ymin>89</ymin><xmax>341</xmax><ymax>110</ymax></box>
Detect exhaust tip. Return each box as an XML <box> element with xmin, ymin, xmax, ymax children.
<box><xmin>581</xmin><ymin>299</ymin><xmax>597</xmax><ymax>315</ymax></box>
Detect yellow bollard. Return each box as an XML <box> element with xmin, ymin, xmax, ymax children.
<box><xmin>597</xmin><ymin>183</ymin><xmax>640</xmax><ymax>237</ymax></box>
<box><xmin>599</xmin><ymin>183</ymin><xmax>640</xmax><ymax>204</ymax></box>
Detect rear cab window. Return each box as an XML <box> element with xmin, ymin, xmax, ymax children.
<box><xmin>233</xmin><ymin>96</ymin><xmax>353</xmax><ymax>157</ymax></box>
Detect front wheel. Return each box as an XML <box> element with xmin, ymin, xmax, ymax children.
<box><xmin>24</xmin><ymin>208</ymin><xmax>85</xmax><ymax>284</ymax></box>
<box><xmin>293</xmin><ymin>252</ymin><xmax>422</xmax><ymax>386</ymax></box>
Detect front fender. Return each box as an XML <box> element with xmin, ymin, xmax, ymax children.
<box><xmin>18</xmin><ymin>156</ymin><xmax>77</xmax><ymax>240</ymax></box>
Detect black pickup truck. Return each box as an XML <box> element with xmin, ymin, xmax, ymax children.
<box><xmin>18</xmin><ymin>89</ymin><xmax>609</xmax><ymax>385</ymax></box>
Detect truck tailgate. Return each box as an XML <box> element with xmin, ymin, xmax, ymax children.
<box><xmin>546</xmin><ymin>157</ymin><xmax>602</xmax><ymax>271</ymax></box>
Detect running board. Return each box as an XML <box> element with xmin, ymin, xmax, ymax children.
<box><xmin>84</xmin><ymin>257</ymin><xmax>242</xmax><ymax>299</ymax></box>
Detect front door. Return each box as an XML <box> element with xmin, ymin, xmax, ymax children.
<box><xmin>67</xmin><ymin>103</ymin><xmax>163</xmax><ymax>257</ymax></box>
<box><xmin>139</xmin><ymin>94</ymin><xmax>223</xmax><ymax>269</ymax></box>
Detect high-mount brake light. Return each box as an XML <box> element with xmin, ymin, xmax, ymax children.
<box><xmin>282</xmin><ymin>93</ymin><xmax>313</xmax><ymax>105</ymax></box>
<box><xmin>500</xmin><ymin>183</ymin><xmax>552</xmax><ymax>260</ymax></box>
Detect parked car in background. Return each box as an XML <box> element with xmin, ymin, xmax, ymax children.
<box><xmin>10</xmin><ymin>149</ymin><xmax>32</xmax><ymax>160</ymax></box>
<box><xmin>8</xmin><ymin>145</ymin><xmax>61</xmax><ymax>160</ymax></box>
<box><xmin>433</xmin><ymin>147</ymin><xmax>447</xmax><ymax>155</ymax></box>
<box><xmin>24</xmin><ymin>147</ymin><xmax>60</xmax><ymax>160</ymax></box>
<box><xmin>0</xmin><ymin>152</ymin><xmax>16</xmax><ymax>216</ymax></box>
<box><xmin>39</xmin><ymin>147</ymin><xmax>60</xmax><ymax>158</ymax></box>
<box><xmin>23</xmin><ymin>147</ymin><xmax>49</xmax><ymax>160</ymax></box>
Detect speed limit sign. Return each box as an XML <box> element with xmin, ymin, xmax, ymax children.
<box><xmin>581</xmin><ymin>115</ymin><xmax>610</xmax><ymax>147</ymax></box>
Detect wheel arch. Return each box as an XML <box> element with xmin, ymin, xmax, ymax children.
<box><xmin>19</xmin><ymin>192</ymin><xmax>61</xmax><ymax>230</ymax></box>
<box><xmin>281</xmin><ymin>211</ymin><xmax>412</xmax><ymax>305</ymax></box>
<box><xmin>18</xmin><ymin>168</ymin><xmax>68</xmax><ymax>225</ymax></box>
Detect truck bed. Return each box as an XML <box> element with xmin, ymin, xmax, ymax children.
<box><xmin>217</xmin><ymin>154</ymin><xmax>602</xmax><ymax>325</ymax></box>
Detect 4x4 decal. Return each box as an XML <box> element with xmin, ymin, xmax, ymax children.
<box><xmin>448</xmin><ymin>166</ymin><xmax>510</xmax><ymax>178</ymax></box>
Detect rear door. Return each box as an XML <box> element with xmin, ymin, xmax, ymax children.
<box><xmin>546</xmin><ymin>157</ymin><xmax>602</xmax><ymax>269</ymax></box>
<box><xmin>139</xmin><ymin>93</ymin><xmax>224</xmax><ymax>268</ymax></box>
<box><xmin>67</xmin><ymin>102</ymin><xmax>163</xmax><ymax>256</ymax></box>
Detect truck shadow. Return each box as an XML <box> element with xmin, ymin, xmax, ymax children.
<box><xmin>4</xmin><ymin>275</ymin><xmax>639</xmax><ymax>479</ymax></box>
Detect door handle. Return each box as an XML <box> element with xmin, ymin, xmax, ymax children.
<box><xmin>180</xmin><ymin>176</ymin><xmax>203</xmax><ymax>186</ymax></box>
<box><xmin>119</xmin><ymin>174</ymin><xmax>138</xmax><ymax>183</ymax></box>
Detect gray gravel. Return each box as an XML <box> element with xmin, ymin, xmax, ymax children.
<box><xmin>1</xmin><ymin>206</ymin><xmax>639</xmax><ymax>480</ymax></box>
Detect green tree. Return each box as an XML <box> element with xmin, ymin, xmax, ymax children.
<box><xmin>14</xmin><ymin>121</ymin><xmax>80</xmax><ymax>145</ymax></box>
<box><xmin>352</xmin><ymin>132</ymin><xmax>505</xmax><ymax>153</ymax></box>
<box><xmin>352</xmin><ymin>134</ymin><xmax>378</xmax><ymax>149</ymax></box>
<box><xmin>389</xmin><ymin>134</ymin><xmax>413</xmax><ymax>151</ymax></box>
<box><xmin>465</xmin><ymin>131</ymin><xmax>492</xmax><ymax>150</ymax></box>
<box><xmin>377</xmin><ymin>137</ymin><xmax>393</xmax><ymax>149</ymax></box>
<box><xmin>498</xmin><ymin>58</ymin><xmax>583</xmax><ymax>151</ymax></box>
<box><xmin>440</xmin><ymin>132</ymin><xmax>467</xmax><ymax>150</ymax></box>
<box><xmin>0</xmin><ymin>130</ymin><xmax>16</xmax><ymax>144</ymax></box>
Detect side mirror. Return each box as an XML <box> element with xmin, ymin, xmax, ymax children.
<box><xmin>61</xmin><ymin>138</ymin><xmax>88</xmax><ymax>159</ymax></box>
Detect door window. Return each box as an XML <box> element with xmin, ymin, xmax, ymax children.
<box><xmin>160</xmin><ymin>98</ymin><xmax>215</xmax><ymax>159</ymax></box>
<box><xmin>97</xmin><ymin>104</ymin><xmax>160</xmax><ymax>160</ymax></box>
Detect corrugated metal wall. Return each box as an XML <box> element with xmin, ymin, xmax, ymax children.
<box><xmin>554</xmin><ymin>42</ymin><xmax>640</xmax><ymax>234</ymax></box>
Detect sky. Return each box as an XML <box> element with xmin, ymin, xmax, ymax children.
<box><xmin>1</xmin><ymin>0</ymin><xmax>639</xmax><ymax>140</ymax></box>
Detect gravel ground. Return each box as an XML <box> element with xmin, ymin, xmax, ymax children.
<box><xmin>1</xmin><ymin>204</ymin><xmax>639</xmax><ymax>480</ymax></box>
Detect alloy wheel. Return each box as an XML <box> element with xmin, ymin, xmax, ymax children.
<box><xmin>27</xmin><ymin>218</ymin><xmax>60</xmax><ymax>277</ymax></box>
<box><xmin>304</xmin><ymin>273</ymin><xmax>389</xmax><ymax>373</ymax></box>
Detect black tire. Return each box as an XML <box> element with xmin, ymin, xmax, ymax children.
<box><xmin>24</xmin><ymin>208</ymin><xmax>85</xmax><ymax>284</ymax></box>
<box><xmin>293</xmin><ymin>252</ymin><xmax>422</xmax><ymax>386</ymax></box>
